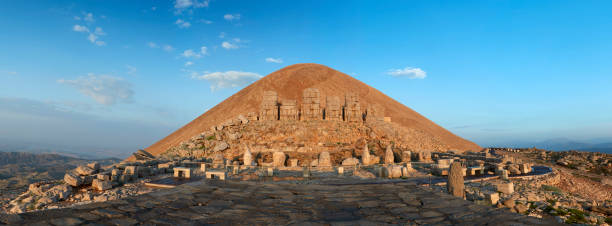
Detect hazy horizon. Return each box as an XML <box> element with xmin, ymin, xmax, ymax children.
<box><xmin>1</xmin><ymin>1</ymin><xmax>611</xmax><ymax>158</ymax></box>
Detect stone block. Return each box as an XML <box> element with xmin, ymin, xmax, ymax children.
<box><xmin>366</xmin><ymin>104</ymin><xmax>384</xmax><ymax>122</ymax></box>
<box><xmin>64</xmin><ymin>173</ymin><xmax>83</xmax><ymax>187</ymax></box>
<box><xmin>206</xmin><ymin>171</ymin><xmax>226</xmax><ymax>180</ymax></box>
<box><xmin>384</xmin><ymin>145</ymin><xmax>394</xmax><ymax>164</ymax></box>
<box><xmin>344</xmin><ymin>92</ymin><xmax>361</xmax><ymax>122</ymax></box>
<box><xmin>342</xmin><ymin>157</ymin><xmax>359</xmax><ymax>166</ymax></box>
<box><xmin>337</xmin><ymin>167</ymin><xmax>344</xmax><ymax>175</ymax></box>
<box><xmin>447</xmin><ymin>162</ymin><xmax>464</xmax><ymax>198</ymax></box>
<box><xmin>260</xmin><ymin>91</ymin><xmax>279</xmax><ymax>121</ymax></box>
<box><xmin>318</xmin><ymin>151</ymin><xmax>331</xmax><ymax>167</ymax></box>
<box><xmin>496</xmin><ymin>182</ymin><xmax>514</xmax><ymax>194</ymax></box>
<box><xmin>289</xmin><ymin>159</ymin><xmax>299</xmax><ymax>167</ymax></box>
<box><xmin>96</xmin><ymin>174</ymin><xmax>110</xmax><ymax>181</ymax></box>
<box><xmin>325</xmin><ymin>96</ymin><xmax>342</xmax><ymax>121</ymax></box>
<box><xmin>301</xmin><ymin>88</ymin><xmax>322</xmax><ymax>121</ymax></box>
<box><xmin>173</xmin><ymin>167</ymin><xmax>192</xmax><ymax>179</ymax></box>
<box><xmin>485</xmin><ymin>192</ymin><xmax>499</xmax><ymax>205</ymax></box>
<box><xmin>267</xmin><ymin>168</ymin><xmax>274</xmax><ymax>177</ymax></box>
<box><xmin>87</xmin><ymin>162</ymin><xmax>100</xmax><ymax>171</ymax></box>
<box><xmin>75</xmin><ymin>165</ymin><xmax>96</xmax><ymax>176</ymax></box>
<box><xmin>124</xmin><ymin>166</ymin><xmax>138</xmax><ymax>177</ymax></box>
<box><xmin>92</xmin><ymin>179</ymin><xmax>112</xmax><ymax>191</ymax></box>
<box><xmin>279</xmin><ymin>99</ymin><xmax>299</xmax><ymax>121</ymax></box>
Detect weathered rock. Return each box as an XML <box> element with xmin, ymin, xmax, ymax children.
<box><xmin>64</xmin><ymin>172</ymin><xmax>83</xmax><ymax>187</ymax></box>
<box><xmin>496</xmin><ymin>182</ymin><xmax>514</xmax><ymax>194</ymax></box>
<box><xmin>92</xmin><ymin>179</ymin><xmax>112</xmax><ymax>191</ymax></box>
<box><xmin>237</xmin><ymin>114</ymin><xmax>249</xmax><ymax>124</ymax></box>
<box><xmin>213</xmin><ymin>153</ymin><xmax>225</xmax><ymax>167</ymax></box>
<box><xmin>485</xmin><ymin>192</ymin><xmax>499</xmax><ymax>205</ymax></box>
<box><xmin>447</xmin><ymin>162</ymin><xmax>464</xmax><ymax>198</ymax></box>
<box><xmin>341</xmin><ymin>157</ymin><xmax>360</xmax><ymax>166</ymax></box>
<box><xmin>318</xmin><ymin>151</ymin><xmax>331</xmax><ymax>167</ymax></box>
<box><xmin>75</xmin><ymin>165</ymin><xmax>95</xmax><ymax>176</ymax></box>
<box><xmin>213</xmin><ymin>141</ymin><xmax>229</xmax><ymax>152</ymax></box>
<box><xmin>514</xmin><ymin>203</ymin><xmax>529</xmax><ymax>214</ymax></box>
<box><xmin>133</xmin><ymin>149</ymin><xmax>155</xmax><ymax>160</ymax></box>
<box><xmin>273</xmin><ymin>152</ymin><xmax>286</xmax><ymax>167</ymax></box>
<box><xmin>87</xmin><ymin>162</ymin><xmax>100</xmax><ymax>171</ymax></box>
<box><xmin>354</xmin><ymin>169</ymin><xmax>376</xmax><ymax>179</ymax></box>
<box><xmin>385</xmin><ymin>165</ymin><xmax>402</xmax><ymax>178</ymax></box>
<box><xmin>503</xmin><ymin>198</ymin><xmax>515</xmax><ymax>209</ymax></box>
<box><xmin>384</xmin><ymin>145</ymin><xmax>394</xmax><ymax>164</ymax></box>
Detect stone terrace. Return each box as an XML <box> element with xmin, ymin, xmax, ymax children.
<box><xmin>3</xmin><ymin>180</ymin><xmax>558</xmax><ymax>225</ymax></box>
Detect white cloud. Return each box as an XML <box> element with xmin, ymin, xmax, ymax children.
<box><xmin>94</xmin><ymin>27</ymin><xmax>105</xmax><ymax>35</ymax></box>
<box><xmin>223</xmin><ymin>14</ymin><xmax>240</xmax><ymax>21</ymax></box>
<box><xmin>126</xmin><ymin>65</ymin><xmax>137</xmax><ymax>75</ymax></box>
<box><xmin>182</xmin><ymin>49</ymin><xmax>201</xmax><ymax>58</ymax></box>
<box><xmin>185</xmin><ymin>61</ymin><xmax>194</xmax><ymax>66</ymax></box>
<box><xmin>58</xmin><ymin>74</ymin><xmax>134</xmax><ymax>106</ymax></box>
<box><xmin>73</xmin><ymin>25</ymin><xmax>89</xmax><ymax>32</ymax></box>
<box><xmin>221</xmin><ymin>41</ymin><xmax>238</xmax><ymax>49</ymax></box>
<box><xmin>147</xmin><ymin>42</ymin><xmax>158</xmax><ymax>48</ymax></box>
<box><xmin>175</xmin><ymin>19</ymin><xmax>191</xmax><ymax>28</ymax></box>
<box><xmin>74</xmin><ymin>16</ymin><xmax>81</xmax><ymax>20</ymax></box>
<box><xmin>386</xmin><ymin>67</ymin><xmax>427</xmax><ymax>79</ymax></box>
<box><xmin>265</xmin><ymin>58</ymin><xmax>283</xmax><ymax>63</ymax></box>
<box><xmin>84</xmin><ymin>12</ymin><xmax>94</xmax><ymax>22</ymax></box>
<box><xmin>200</xmin><ymin>19</ymin><xmax>213</xmax><ymax>24</ymax></box>
<box><xmin>200</xmin><ymin>46</ymin><xmax>208</xmax><ymax>55</ymax></box>
<box><xmin>174</xmin><ymin>0</ymin><xmax>209</xmax><ymax>13</ymax></box>
<box><xmin>218</xmin><ymin>32</ymin><xmax>226</xmax><ymax>38</ymax></box>
<box><xmin>163</xmin><ymin>45</ymin><xmax>175</xmax><ymax>52</ymax></box>
<box><xmin>191</xmin><ymin>71</ymin><xmax>262</xmax><ymax>91</ymax></box>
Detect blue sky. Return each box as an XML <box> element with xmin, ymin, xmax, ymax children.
<box><xmin>1</xmin><ymin>0</ymin><xmax>611</xmax><ymax>157</ymax></box>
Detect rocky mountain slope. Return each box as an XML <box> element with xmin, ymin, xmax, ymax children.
<box><xmin>142</xmin><ymin>63</ymin><xmax>480</xmax><ymax>159</ymax></box>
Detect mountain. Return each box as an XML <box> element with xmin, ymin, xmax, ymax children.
<box><xmin>141</xmin><ymin>63</ymin><xmax>481</xmax><ymax>158</ymax></box>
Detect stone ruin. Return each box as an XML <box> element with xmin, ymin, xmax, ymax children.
<box><xmin>257</xmin><ymin>88</ymin><xmax>386</xmax><ymax>122</ymax></box>
<box><xmin>301</xmin><ymin>88</ymin><xmax>322</xmax><ymax>121</ymax></box>
<box><xmin>260</xmin><ymin>91</ymin><xmax>279</xmax><ymax>121</ymax></box>
<box><xmin>325</xmin><ymin>96</ymin><xmax>342</xmax><ymax>121</ymax></box>
<box><xmin>279</xmin><ymin>99</ymin><xmax>298</xmax><ymax>121</ymax></box>
<box><xmin>344</xmin><ymin>92</ymin><xmax>362</xmax><ymax>122</ymax></box>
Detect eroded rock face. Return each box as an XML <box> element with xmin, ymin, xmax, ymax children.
<box><xmin>273</xmin><ymin>152</ymin><xmax>286</xmax><ymax>167</ymax></box>
<box><xmin>447</xmin><ymin>162</ymin><xmax>464</xmax><ymax>198</ymax></box>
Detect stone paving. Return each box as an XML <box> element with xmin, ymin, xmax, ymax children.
<box><xmin>2</xmin><ymin>180</ymin><xmax>559</xmax><ymax>225</ymax></box>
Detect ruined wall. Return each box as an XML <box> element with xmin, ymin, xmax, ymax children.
<box><xmin>344</xmin><ymin>92</ymin><xmax>362</xmax><ymax>122</ymax></box>
<box><xmin>260</xmin><ymin>91</ymin><xmax>278</xmax><ymax>121</ymax></box>
<box><xmin>366</xmin><ymin>104</ymin><xmax>385</xmax><ymax>122</ymax></box>
<box><xmin>301</xmin><ymin>88</ymin><xmax>322</xmax><ymax>121</ymax></box>
<box><xmin>279</xmin><ymin>99</ymin><xmax>299</xmax><ymax>121</ymax></box>
<box><xmin>325</xmin><ymin>96</ymin><xmax>342</xmax><ymax>121</ymax></box>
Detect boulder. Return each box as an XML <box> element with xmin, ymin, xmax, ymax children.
<box><xmin>384</xmin><ymin>145</ymin><xmax>394</xmax><ymax>164</ymax></box>
<box><xmin>273</xmin><ymin>152</ymin><xmax>286</xmax><ymax>167</ymax></box>
<box><xmin>75</xmin><ymin>165</ymin><xmax>95</xmax><ymax>176</ymax></box>
<box><xmin>354</xmin><ymin>169</ymin><xmax>376</xmax><ymax>179</ymax></box>
<box><xmin>92</xmin><ymin>179</ymin><xmax>112</xmax><ymax>191</ymax></box>
<box><xmin>318</xmin><ymin>152</ymin><xmax>331</xmax><ymax>167</ymax></box>
<box><xmin>213</xmin><ymin>141</ymin><xmax>229</xmax><ymax>152</ymax></box>
<box><xmin>64</xmin><ymin>173</ymin><xmax>83</xmax><ymax>187</ymax></box>
<box><xmin>447</xmin><ymin>162</ymin><xmax>464</xmax><ymax>198</ymax></box>
<box><xmin>485</xmin><ymin>192</ymin><xmax>499</xmax><ymax>205</ymax></box>
<box><xmin>503</xmin><ymin>198</ymin><xmax>516</xmax><ymax>209</ymax></box>
<box><xmin>133</xmin><ymin>149</ymin><xmax>155</xmax><ymax>160</ymax></box>
<box><xmin>87</xmin><ymin>162</ymin><xmax>100</xmax><ymax>171</ymax></box>
<box><xmin>341</xmin><ymin>157</ymin><xmax>360</xmax><ymax>166</ymax></box>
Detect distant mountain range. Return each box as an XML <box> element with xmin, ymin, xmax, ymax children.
<box><xmin>490</xmin><ymin>138</ymin><xmax>612</xmax><ymax>154</ymax></box>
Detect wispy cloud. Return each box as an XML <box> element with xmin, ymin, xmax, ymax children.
<box><xmin>223</xmin><ymin>14</ymin><xmax>240</xmax><ymax>21</ymax></box>
<box><xmin>182</xmin><ymin>46</ymin><xmax>207</xmax><ymax>58</ymax></box>
<box><xmin>265</xmin><ymin>58</ymin><xmax>283</xmax><ymax>63</ymax></box>
<box><xmin>386</xmin><ymin>67</ymin><xmax>427</xmax><ymax>79</ymax></box>
<box><xmin>126</xmin><ymin>65</ymin><xmax>137</xmax><ymax>75</ymax></box>
<box><xmin>174</xmin><ymin>0</ymin><xmax>209</xmax><ymax>13</ymax></box>
<box><xmin>1</xmin><ymin>70</ymin><xmax>18</xmax><ymax>76</ymax></box>
<box><xmin>191</xmin><ymin>70</ymin><xmax>262</xmax><ymax>91</ymax></box>
<box><xmin>72</xmin><ymin>13</ymin><xmax>106</xmax><ymax>46</ymax></box>
<box><xmin>58</xmin><ymin>74</ymin><xmax>134</xmax><ymax>106</ymax></box>
<box><xmin>185</xmin><ymin>61</ymin><xmax>194</xmax><ymax>66</ymax></box>
<box><xmin>163</xmin><ymin>45</ymin><xmax>175</xmax><ymax>52</ymax></box>
<box><xmin>147</xmin><ymin>42</ymin><xmax>158</xmax><ymax>48</ymax></box>
<box><xmin>221</xmin><ymin>38</ymin><xmax>243</xmax><ymax>50</ymax></box>
<box><xmin>175</xmin><ymin>19</ymin><xmax>191</xmax><ymax>28</ymax></box>
<box><xmin>218</xmin><ymin>32</ymin><xmax>226</xmax><ymax>38</ymax></box>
